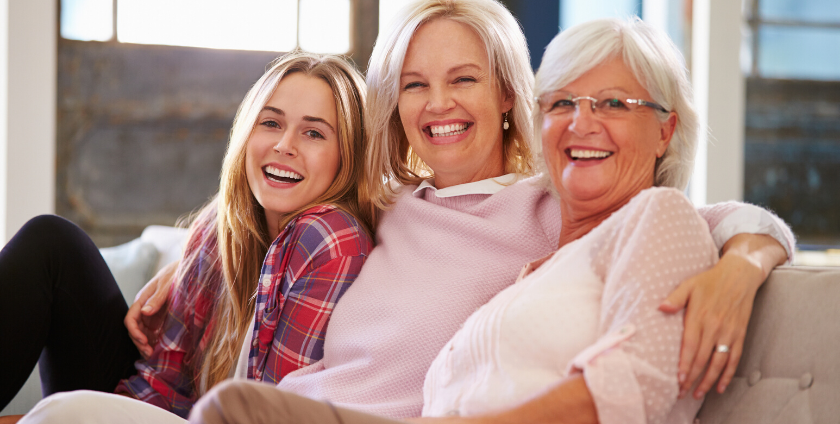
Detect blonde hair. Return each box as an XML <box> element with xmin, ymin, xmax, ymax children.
<box><xmin>177</xmin><ymin>51</ymin><xmax>371</xmax><ymax>392</ymax></box>
<box><xmin>534</xmin><ymin>17</ymin><xmax>699</xmax><ymax>190</ymax></box>
<box><xmin>364</xmin><ymin>0</ymin><xmax>535</xmax><ymax>209</ymax></box>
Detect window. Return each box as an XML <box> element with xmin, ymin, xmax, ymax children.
<box><xmin>742</xmin><ymin>0</ymin><xmax>840</xmax><ymax>248</ymax></box>
<box><xmin>60</xmin><ymin>0</ymin><xmax>351</xmax><ymax>54</ymax></box>
<box><xmin>743</xmin><ymin>0</ymin><xmax>840</xmax><ymax>80</ymax></box>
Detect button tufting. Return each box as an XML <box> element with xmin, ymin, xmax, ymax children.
<box><xmin>799</xmin><ymin>373</ymin><xmax>813</xmax><ymax>389</ymax></box>
<box><xmin>748</xmin><ymin>370</ymin><xmax>761</xmax><ymax>386</ymax></box>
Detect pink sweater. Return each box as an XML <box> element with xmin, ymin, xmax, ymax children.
<box><xmin>272</xmin><ymin>175</ymin><xmax>793</xmax><ymax>419</ymax></box>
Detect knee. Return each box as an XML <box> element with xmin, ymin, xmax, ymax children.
<box><xmin>17</xmin><ymin>215</ymin><xmax>81</xmax><ymax>242</ymax></box>
<box><xmin>189</xmin><ymin>381</ymin><xmax>249</xmax><ymax>424</ymax></box>
<box><xmin>20</xmin><ymin>391</ymin><xmax>111</xmax><ymax>424</ymax></box>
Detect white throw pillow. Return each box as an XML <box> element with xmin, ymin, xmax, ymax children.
<box><xmin>99</xmin><ymin>238</ymin><xmax>159</xmax><ymax>304</ymax></box>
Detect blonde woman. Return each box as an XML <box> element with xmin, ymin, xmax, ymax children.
<box><xmin>0</xmin><ymin>51</ymin><xmax>373</xmax><ymax>423</ymax></box>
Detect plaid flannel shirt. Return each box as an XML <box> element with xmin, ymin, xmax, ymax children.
<box><xmin>115</xmin><ymin>205</ymin><xmax>371</xmax><ymax>418</ymax></box>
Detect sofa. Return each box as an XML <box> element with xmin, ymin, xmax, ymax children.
<box><xmin>3</xmin><ymin>229</ymin><xmax>839</xmax><ymax>422</ymax></box>
<box><xmin>696</xmin><ymin>266</ymin><xmax>840</xmax><ymax>423</ymax></box>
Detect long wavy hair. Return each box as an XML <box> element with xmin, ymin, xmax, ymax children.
<box><xmin>175</xmin><ymin>51</ymin><xmax>371</xmax><ymax>393</ymax></box>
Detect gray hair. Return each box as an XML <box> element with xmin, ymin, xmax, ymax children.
<box><xmin>363</xmin><ymin>0</ymin><xmax>534</xmax><ymax>209</ymax></box>
<box><xmin>534</xmin><ymin>17</ymin><xmax>698</xmax><ymax>190</ymax></box>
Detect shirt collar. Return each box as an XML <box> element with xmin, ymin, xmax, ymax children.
<box><xmin>413</xmin><ymin>173</ymin><xmax>519</xmax><ymax>198</ymax></box>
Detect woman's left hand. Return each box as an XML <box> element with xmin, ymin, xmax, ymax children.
<box><xmin>659</xmin><ymin>233</ymin><xmax>787</xmax><ymax>399</ymax></box>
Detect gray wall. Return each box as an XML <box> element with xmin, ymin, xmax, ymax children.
<box><xmin>56</xmin><ymin>1</ymin><xmax>378</xmax><ymax>247</ymax></box>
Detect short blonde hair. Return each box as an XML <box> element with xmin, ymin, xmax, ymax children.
<box><xmin>534</xmin><ymin>17</ymin><xmax>699</xmax><ymax>190</ymax></box>
<box><xmin>364</xmin><ymin>0</ymin><xmax>534</xmax><ymax>209</ymax></box>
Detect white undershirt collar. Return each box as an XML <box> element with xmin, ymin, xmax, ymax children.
<box><xmin>413</xmin><ymin>173</ymin><xmax>519</xmax><ymax>198</ymax></box>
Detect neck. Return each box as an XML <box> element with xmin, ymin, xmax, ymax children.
<box><xmin>557</xmin><ymin>191</ymin><xmax>639</xmax><ymax>249</ymax></box>
<box><xmin>433</xmin><ymin>156</ymin><xmax>505</xmax><ymax>189</ymax></box>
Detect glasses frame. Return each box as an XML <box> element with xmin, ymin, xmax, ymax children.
<box><xmin>535</xmin><ymin>93</ymin><xmax>670</xmax><ymax>116</ymax></box>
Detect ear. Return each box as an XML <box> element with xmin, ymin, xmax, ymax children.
<box><xmin>656</xmin><ymin>112</ymin><xmax>678</xmax><ymax>158</ymax></box>
<box><xmin>501</xmin><ymin>88</ymin><xmax>515</xmax><ymax>114</ymax></box>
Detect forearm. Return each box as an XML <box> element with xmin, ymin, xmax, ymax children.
<box><xmin>719</xmin><ymin>233</ymin><xmax>787</xmax><ymax>283</ymax></box>
<box><xmin>411</xmin><ymin>375</ymin><xmax>598</xmax><ymax>424</ymax></box>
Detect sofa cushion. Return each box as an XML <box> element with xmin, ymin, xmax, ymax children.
<box><xmin>99</xmin><ymin>238</ymin><xmax>160</xmax><ymax>304</ymax></box>
<box><xmin>697</xmin><ymin>266</ymin><xmax>840</xmax><ymax>424</ymax></box>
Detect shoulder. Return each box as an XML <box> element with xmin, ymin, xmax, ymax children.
<box><xmin>623</xmin><ymin>186</ymin><xmax>698</xmax><ymax>219</ymax></box>
<box><xmin>288</xmin><ymin>205</ymin><xmax>373</xmax><ymax>259</ymax></box>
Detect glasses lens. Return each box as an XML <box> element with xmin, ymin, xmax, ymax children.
<box><xmin>595</xmin><ymin>98</ymin><xmax>631</xmax><ymax>117</ymax></box>
<box><xmin>541</xmin><ymin>91</ymin><xmax>575</xmax><ymax>114</ymax></box>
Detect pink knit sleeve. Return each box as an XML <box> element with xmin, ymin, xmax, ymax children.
<box><xmin>697</xmin><ymin>201</ymin><xmax>795</xmax><ymax>263</ymax></box>
<box><xmin>568</xmin><ymin>188</ymin><xmax>719</xmax><ymax>424</ymax></box>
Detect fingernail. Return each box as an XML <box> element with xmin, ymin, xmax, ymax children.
<box><xmin>695</xmin><ymin>391</ymin><xmax>705</xmax><ymax>399</ymax></box>
<box><xmin>141</xmin><ymin>305</ymin><xmax>152</xmax><ymax>313</ymax></box>
<box><xmin>678</xmin><ymin>372</ymin><xmax>686</xmax><ymax>383</ymax></box>
<box><xmin>719</xmin><ymin>385</ymin><xmax>727</xmax><ymax>393</ymax></box>
<box><xmin>678</xmin><ymin>389</ymin><xmax>687</xmax><ymax>399</ymax></box>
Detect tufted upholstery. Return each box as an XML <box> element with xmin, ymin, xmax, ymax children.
<box><xmin>697</xmin><ymin>266</ymin><xmax>840</xmax><ymax>424</ymax></box>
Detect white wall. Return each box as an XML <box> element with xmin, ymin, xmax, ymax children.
<box><xmin>0</xmin><ymin>0</ymin><xmax>56</xmax><ymax>243</ymax></box>
<box><xmin>690</xmin><ymin>0</ymin><xmax>745</xmax><ymax>205</ymax></box>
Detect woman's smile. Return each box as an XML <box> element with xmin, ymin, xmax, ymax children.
<box><xmin>423</xmin><ymin>120</ymin><xmax>474</xmax><ymax>145</ymax></box>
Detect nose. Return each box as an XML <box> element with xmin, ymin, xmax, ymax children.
<box><xmin>568</xmin><ymin>100</ymin><xmax>602</xmax><ymax>137</ymax></box>
<box><xmin>426</xmin><ymin>85</ymin><xmax>455</xmax><ymax>114</ymax></box>
<box><xmin>272</xmin><ymin>131</ymin><xmax>297</xmax><ymax>157</ymax></box>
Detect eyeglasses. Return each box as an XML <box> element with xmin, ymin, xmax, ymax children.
<box><xmin>536</xmin><ymin>91</ymin><xmax>669</xmax><ymax>117</ymax></box>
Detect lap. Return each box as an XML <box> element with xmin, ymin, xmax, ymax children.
<box><xmin>189</xmin><ymin>381</ymin><xmax>407</xmax><ymax>424</ymax></box>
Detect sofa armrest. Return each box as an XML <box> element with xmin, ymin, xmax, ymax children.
<box><xmin>697</xmin><ymin>266</ymin><xmax>840</xmax><ymax>424</ymax></box>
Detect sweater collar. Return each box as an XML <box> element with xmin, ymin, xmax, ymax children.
<box><xmin>413</xmin><ymin>173</ymin><xmax>519</xmax><ymax>198</ymax></box>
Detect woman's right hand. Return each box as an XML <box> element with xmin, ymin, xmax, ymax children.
<box><xmin>125</xmin><ymin>260</ymin><xmax>178</xmax><ymax>358</ymax></box>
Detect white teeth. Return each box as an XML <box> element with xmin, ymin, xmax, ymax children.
<box><xmin>429</xmin><ymin>123</ymin><xmax>468</xmax><ymax>137</ymax></box>
<box><xmin>264</xmin><ymin>165</ymin><xmax>303</xmax><ymax>181</ymax></box>
<box><xmin>570</xmin><ymin>149</ymin><xmax>612</xmax><ymax>159</ymax></box>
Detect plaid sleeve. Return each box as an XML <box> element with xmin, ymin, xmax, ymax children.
<box><xmin>249</xmin><ymin>207</ymin><xmax>372</xmax><ymax>383</ymax></box>
<box><xmin>115</xmin><ymin>227</ymin><xmax>220</xmax><ymax>418</ymax></box>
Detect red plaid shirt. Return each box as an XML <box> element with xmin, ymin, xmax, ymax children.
<box><xmin>115</xmin><ymin>205</ymin><xmax>371</xmax><ymax>418</ymax></box>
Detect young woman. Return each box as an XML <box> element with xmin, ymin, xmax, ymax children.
<box><xmin>0</xmin><ymin>51</ymin><xmax>374</xmax><ymax>421</ymax></box>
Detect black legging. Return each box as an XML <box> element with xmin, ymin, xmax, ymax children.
<box><xmin>0</xmin><ymin>215</ymin><xmax>141</xmax><ymax>409</ymax></box>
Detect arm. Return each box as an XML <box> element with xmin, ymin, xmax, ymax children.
<box><xmin>248</xmin><ymin>210</ymin><xmax>372</xmax><ymax>383</ymax></box>
<box><xmin>125</xmin><ymin>260</ymin><xmax>179</xmax><ymax>358</ymax></box>
<box><xmin>115</xmin><ymin>230</ymin><xmax>220</xmax><ymax>418</ymax></box>
<box><xmin>410</xmin><ymin>376</ymin><xmax>597</xmax><ymax>424</ymax></box>
<box><xmin>663</xmin><ymin>202</ymin><xmax>793</xmax><ymax>398</ymax></box>
<box><xmin>417</xmin><ymin>189</ymin><xmax>717</xmax><ymax>424</ymax></box>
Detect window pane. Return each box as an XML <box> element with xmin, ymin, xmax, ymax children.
<box><xmin>299</xmin><ymin>0</ymin><xmax>350</xmax><ymax>53</ymax></box>
<box><xmin>758</xmin><ymin>26</ymin><xmax>840</xmax><ymax>80</ymax></box>
<box><xmin>61</xmin><ymin>0</ymin><xmax>113</xmax><ymax>41</ymax></box>
<box><xmin>379</xmin><ymin>0</ymin><xmax>416</xmax><ymax>34</ymax></box>
<box><xmin>117</xmin><ymin>0</ymin><xmax>297</xmax><ymax>52</ymax></box>
<box><xmin>560</xmin><ymin>0</ymin><xmax>640</xmax><ymax>29</ymax></box>
<box><xmin>759</xmin><ymin>0</ymin><xmax>840</xmax><ymax>23</ymax></box>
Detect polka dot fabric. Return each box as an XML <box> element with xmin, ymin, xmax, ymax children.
<box><xmin>423</xmin><ymin>187</ymin><xmax>718</xmax><ymax>424</ymax></box>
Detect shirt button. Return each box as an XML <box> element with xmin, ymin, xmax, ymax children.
<box><xmin>446</xmin><ymin>410</ymin><xmax>460</xmax><ymax>417</ymax></box>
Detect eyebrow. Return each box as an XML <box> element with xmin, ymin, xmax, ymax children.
<box><xmin>262</xmin><ymin>106</ymin><xmax>336</xmax><ymax>134</ymax></box>
<box><xmin>400</xmin><ymin>63</ymin><xmax>483</xmax><ymax>79</ymax></box>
